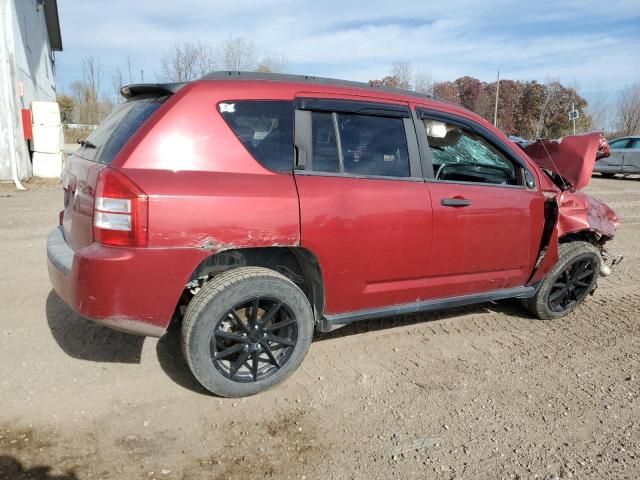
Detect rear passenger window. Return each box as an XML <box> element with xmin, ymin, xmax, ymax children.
<box><xmin>311</xmin><ymin>112</ymin><xmax>340</xmax><ymax>173</ymax></box>
<box><xmin>339</xmin><ymin>114</ymin><xmax>409</xmax><ymax>177</ymax></box>
<box><xmin>219</xmin><ymin>101</ymin><xmax>294</xmax><ymax>172</ymax></box>
<box><xmin>310</xmin><ymin>112</ymin><xmax>410</xmax><ymax>177</ymax></box>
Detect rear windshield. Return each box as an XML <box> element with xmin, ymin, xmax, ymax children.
<box><xmin>76</xmin><ymin>96</ymin><xmax>166</xmax><ymax>164</ymax></box>
<box><xmin>218</xmin><ymin>100</ymin><xmax>294</xmax><ymax>172</ymax></box>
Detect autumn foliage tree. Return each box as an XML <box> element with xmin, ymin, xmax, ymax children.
<box><xmin>371</xmin><ymin>64</ymin><xmax>592</xmax><ymax>139</ymax></box>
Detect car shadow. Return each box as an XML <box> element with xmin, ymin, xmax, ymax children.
<box><xmin>45</xmin><ymin>290</ymin><xmax>144</xmax><ymax>364</ymax></box>
<box><xmin>0</xmin><ymin>455</ymin><xmax>79</xmax><ymax>480</ymax></box>
<box><xmin>155</xmin><ymin>325</ymin><xmax>211</xmax><ymax>396</ymax></box>
<box><xmin>155</xmin><ymin>299</ymin><xmax>535</xmax><ymax>395</ymax></box>
<box><xmin>46</xmin><ymin>289</ymin><xmax>535</xmax><ymax>395</ymax></box>
<box><xmin>46</xmin><ymin>289</ymin><xmax>210</xmax><ymax>395</ymax></box>
<box><xmin>313</xmin><ymin>298</ymin><xmax>535</xmax><ymax>341</ymax></box>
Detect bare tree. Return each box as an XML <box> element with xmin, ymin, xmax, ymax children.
<box><xmin>535</xmin><ymin>80</ymin><xmax>561</xmax><ymax>138</ymax></box>
<box><xmin>414</xmin><ymin>68</ymin><xmax>434</xmax><ymax>95</ymax></box>
<box><xmin>82</xmin><ymin>55</ymin><xmax>103</xmax><ymax>99</ymax></box>
<box><xmin>160</xmin><ymin>42</ymin><xmax>216</xmax><ymax>82</ymax></box>
<box><xmin>111</xmin><ymin>66</ymin><xmax>125</xmax><ymax>105</ymax></box>
<box><xmin>125</xmin><ymin>56</ymin><xmax>134</xmax><ymax>84</ymax></box>
<box><xmin>70</xmin><ymin>56</ymin><xmax>107</xmax><ymax>125</ymax></box>
<box><xmin>256</xmin><ymin>52</ymin><xmax>289</xmax><ymax>73</ymax></box>
<box><xmin>585</xmin><ymin>89</ymin><xmax>613</xmax><ymax>134</ymax></box>
<box><xmin>616</xmin><ymin>83</ymin><xmax>640</xmax><ymax>136</ymax></box>
<box><xmin>218</xmin><ymin>36</ymin><xmax>257</xmax><ymax>71</ymax></box>
<box><xmin>390</xmin><ymin>61</ymin><xmax>412</xmax><ymax>90</ymax></box>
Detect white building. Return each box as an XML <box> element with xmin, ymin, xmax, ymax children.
<box><xmin>0</xmin><ymin>0</ymin><xmax>62</xmax><ymax>183</ymax></box>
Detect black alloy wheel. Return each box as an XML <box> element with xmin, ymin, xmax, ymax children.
<box><xmin>523</xmin><ymin>241</ymin><xmax>601</xmax><ymax>320</ymax></box>
<box><xmin>210</xmin><ymin>297</ymin><xmax>298</xmax><ymax>382</ymax></box>
<box><xmin>547</xmin><ymin>258</ymin><xmax>597</xmax><ymax>313</ymax></box>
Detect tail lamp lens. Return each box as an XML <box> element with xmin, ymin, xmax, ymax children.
<box><xmin>93</xmin><ymin>168</ymin><xmax>148</xmax><ymax>246</ymax></box>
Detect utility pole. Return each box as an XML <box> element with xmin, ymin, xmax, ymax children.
<box><xmin>493</xmin><ymin>69</ymin><xmax>500</xmax><ymax>127</ymax></box>
<box><xmin>140</xmin><ymin>70</ymin><xmax>144</xmax><ymax>82</ymax></box>
<box><xmin>571</xmin><ymin>102</ymin><xmax>576</xmax><ymax>134</ymax></box>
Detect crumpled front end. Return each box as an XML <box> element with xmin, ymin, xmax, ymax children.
<box><xmin>557</xmin><ymin>191</ymin><xmax>620</xmax><ymax>240</ymax></box>
<box><xmin>523</xmin><ymin>132</ymin><xmax>621</xmax><ymax>284</ymax></box>
<box><xmin>524</xmin><ymin>132</ymin><xmax>610</xmax><ymax>191</ymax></box>
<box><xmin>523</xmin><ymin>132</ymin><xmax>620</xmax><ymax>241</ymax></box>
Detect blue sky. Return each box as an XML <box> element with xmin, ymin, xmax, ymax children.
<box><xmin>55</xmin><ymin>0</ymin><xmax>640</xmax><ymax>103</ymax></box>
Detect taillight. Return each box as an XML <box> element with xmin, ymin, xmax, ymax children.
<box><xmin>93</xmin><ymin>168</ymin><xmax>148</xmax><ymax>247</ymax></box>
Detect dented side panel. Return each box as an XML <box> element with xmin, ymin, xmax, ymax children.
<box><xmin>122</xmin><ymin>169</ymin><xmax>301</xmax><ymax>251</ymax></box>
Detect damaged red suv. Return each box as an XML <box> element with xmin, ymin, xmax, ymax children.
<box><xmin>47</xmin><ymin>72</ymin><xmax>620</xmax><ymax>397</ymax></box>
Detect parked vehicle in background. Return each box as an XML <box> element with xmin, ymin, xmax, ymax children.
<box><xmin>47</xmin><ymin>72</ymin><xmax>620</xmax><ymax>398</ymax></box>
<box><xmin>508</xmin><ymin>135</ymin><xmax>530</xmax><ymax>148</ymax></box>
<box><xmin>594</xmin><ymin>136</ymin><xmax>640</xmax><ymax>177</ymax></box>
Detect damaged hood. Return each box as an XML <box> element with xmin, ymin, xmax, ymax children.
<box><xmin>523</xmin><ymin>132</ymin><xmax>610</xmax><ymax>191</ymax></box>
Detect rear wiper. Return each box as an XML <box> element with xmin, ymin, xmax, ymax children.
<box><xmin>77</xmin><ymin>139</ymin><xmax>96</xmax><ymax>148</ymax></box>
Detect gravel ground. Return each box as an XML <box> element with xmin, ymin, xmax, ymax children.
<box><xmin>0</xmin><ymin>176</ymin><xmax>638</xmax><ymax>480</ymax></box>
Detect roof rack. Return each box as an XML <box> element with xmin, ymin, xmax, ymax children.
<box><xmin>200</xmin><ymin>71</ymin><xmax>436</xmax><ymax>101</ymax></box>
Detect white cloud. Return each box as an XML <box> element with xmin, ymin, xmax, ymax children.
<box><xmin>55</xmin><ymin>0</ymin><xmax>640</xmax><ymax>97</ymax></box>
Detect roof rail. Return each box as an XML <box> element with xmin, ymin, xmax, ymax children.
<box><xmin>200</xmin><ymin>71</ymin><xmax>435</xmax><ymax>101</ymax></box>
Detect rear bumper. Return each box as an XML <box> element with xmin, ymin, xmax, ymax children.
<box><xmin>47</xmin><ymin>226</ymin><xmax>204</xmax><ymax>337</ymax></box>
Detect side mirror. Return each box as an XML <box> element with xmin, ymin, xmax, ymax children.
<box><xmin>524</xmin><ymin>170</ymin><xmax>536</xmax><ymax>189</ymax></box>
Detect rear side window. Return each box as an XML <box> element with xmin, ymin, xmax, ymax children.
<box><xmin>311</xmin><ymin>112</ymin><xmax>340</xmax><ymax>173</ymax></box>
<box><xmin>78</xmin><ymin>96</ymin><xmax>165</xmax><ymax>165</ymax></box>
<box><xmin>339</xmin><ymin>114</ymin><xmax>409</xmax><ymax>177</ymax></box>
<box><xmin>310</xmin><ymin>112</ymin><xmax>410</xmax><ymax>177</ymax></box>
<box><xmin>608</xmin><ymin>138</ymin><xmax>630</xmax><ymax>149</ymax></box>
<box><xmin>219</xmin><ymin>101</ymin><xmax>294</xmax><ymax>172</ymax></box>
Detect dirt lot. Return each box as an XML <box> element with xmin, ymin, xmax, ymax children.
<box><xmin>0</xmin><ymin>176</ymin><xmax>638</xmax><ymax>479</ymax></box>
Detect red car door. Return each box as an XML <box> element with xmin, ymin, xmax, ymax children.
<box><xmin>293</xmin><ymin>96</ymin><xmax>432</xmax><ymax>315</ymax></box>
<box><xmin>414</xmin><ymin>107</ymin><xmax>546</xmax><ymax>299</ymax></box>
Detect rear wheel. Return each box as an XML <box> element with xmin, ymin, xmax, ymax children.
<box><xmin>182</xmin><ymin>267</ymin><xmax>314</xmax><ymax>397</ymax></box>
<box><xmin>523</xmin><ymin>241</ymin><xmax>600</xmax><ymax>320</ymax></box>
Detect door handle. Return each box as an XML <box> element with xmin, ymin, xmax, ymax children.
<box><xmin>441</xmin><ymin>197</ymin><xmax>472</xmax><ymax>207</ymax></box>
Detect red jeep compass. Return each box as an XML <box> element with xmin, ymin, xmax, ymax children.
<box><xmin>47</xmin><ymin>72</ymin><xmax>620</xmax><ymax>397</ymax></box>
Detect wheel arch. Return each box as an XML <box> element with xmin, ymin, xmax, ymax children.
<box><xmin>559</xmin><ymin>229</ymin><xmax>605</xmax><ymax>246</ymax></box>
<box><xmin>182</xmin><ymin>246</ymin><xmax>325</xmax><ymax>326</ymax></box>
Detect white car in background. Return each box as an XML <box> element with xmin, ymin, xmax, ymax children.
<box><xmin>594</xmin><ymin>136</ymin><xmax>640</xmax><ymax>177</ymax></box>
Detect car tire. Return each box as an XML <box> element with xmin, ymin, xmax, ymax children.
<box><xmin>523</xmin><ymin>241</ymin><xmax>601</xmax><ymax>320</ymax></box>
<box><xmin>600</xmin><ymin>173</ymin><xmax>616</xmax><ymax>178</ymax></box>
<box><xmin>181</xmin><ymin>267</ymin><xmax>314</xmax><ymax>397</ymax></box>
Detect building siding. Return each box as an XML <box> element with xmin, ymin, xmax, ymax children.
<box><xmin>0</xmin><ymin>0</ymin><xmax>59</xmax><ymax>182</ymax></box>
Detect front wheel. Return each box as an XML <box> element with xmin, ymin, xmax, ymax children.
<box><xmin>182</xmin><ymin>267</ymin><xmax>314</xmax><ymax>397</ymax></box>
<box><xmin>523</xmin><ymin>241</ymin><xmax>601</xmax><ymax>320</ymax></box>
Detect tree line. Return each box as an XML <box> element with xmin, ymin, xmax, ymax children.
<box><xmin>370</xmin><ymin>62</ymin><xmax>640</xmax><ymax>139</ymax></box>
<box><xmin>57</xmin><ymin>44</ymin><xmax>640</xmax><ymax>141</ymax></box>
